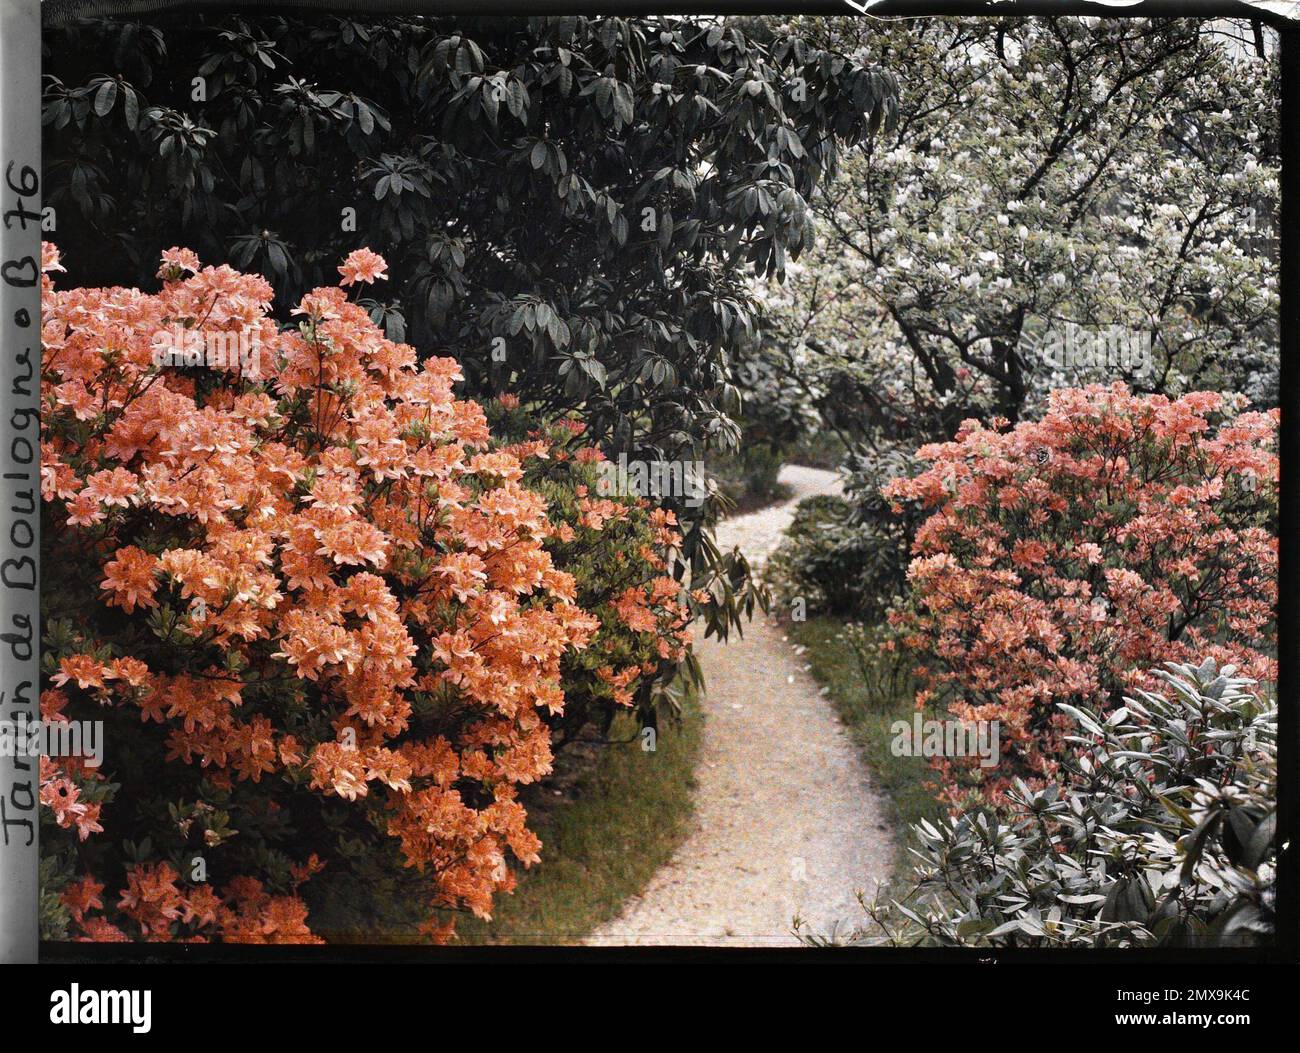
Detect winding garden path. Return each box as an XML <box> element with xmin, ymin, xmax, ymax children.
<box><xmin>585</xmin><ymin>465</ymin><xmax>894</xmax><ymax>946</ymax></box>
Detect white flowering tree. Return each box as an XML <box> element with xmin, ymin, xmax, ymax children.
<box><xmin>754</xmin><ymin>16</ymin><xmax>1279</xmax><ymax>447</ymax></box>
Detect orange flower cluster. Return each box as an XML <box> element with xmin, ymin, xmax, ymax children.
<box><xmin>567</xmin><ymin>489</ymin><xmax>693</xmax><ymax>706</ymax></box>
<box><xmin>40</xmin><ymin>246</ymin><xmax>613</xmax><ymax>940</ymax></box>
<box><xmin>61</xmin><ymin>860</ymin><xmax>324</xmax><ymax>944</ymax></box>
<box><xmin>471</xmin><ymin>412</ymin><xmax>701</xmax><ymax>730</ymax></box>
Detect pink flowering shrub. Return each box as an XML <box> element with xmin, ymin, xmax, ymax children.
<box><xmin>39</xmin><ymin>244</ymin><xmax>649</xmax><ymax>942</ymax></box>
<box><xmin>883</xmin><ymin>385</ymin><xmax>1277</xmax><ymax>807</ymax></box>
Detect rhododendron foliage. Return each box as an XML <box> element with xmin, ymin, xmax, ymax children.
<box><xmin>883</xmin><ymin>385</ymin><xmax>1277</xmax><ymax>807</ymax></box>
<box><xmin>37</xmin><ymin>245</ymin><xmax>694</xmax><ymax>942</ymax></box>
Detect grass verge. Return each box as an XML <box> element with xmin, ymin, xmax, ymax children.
<box><xmin>455</xmin><ymin>690</ymin><xmax>703</xmax><ymax>944</ymax></box>
<box><xmin>787</xmin><ymin>616</ymin><xmax>944</xmax><ymax>886</ymax></box>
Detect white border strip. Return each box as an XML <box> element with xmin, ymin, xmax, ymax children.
<box><xmin>0</xmin><ymin>0</ymin><xmax>42</xmax><ymax>965</ymax></box>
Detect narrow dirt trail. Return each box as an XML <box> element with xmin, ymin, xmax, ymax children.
<box><xmin>585</xmin><ymin>465</ymin><xmax>894</xmax><ymax>946</ymax></box>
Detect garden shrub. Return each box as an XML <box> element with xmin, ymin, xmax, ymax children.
<box><xmin>38</xmin><ymin>245</ymin><xmax>688</xmax><ymax>942</ymax></box>
<box><xmin>704</xmin><ymin>338</ymin><xmax>819</xmax><ymax>514</ymax></box>
<box><xmin>708</xmin><ymin>446</ymin><xmax>786</xmax><ymax>515</ymax></box>
<box><xmin>836</xmin><ymin>619</ymin><xmax>918</xmax><ymax>717</ymax></box>
<box><xmin>882</xmin><ymin>385</ymin><xmax>1277</xmax><ymax>806</ymax></box>
<box><xmin>43</xmin><ymin>13</ymin><xmax>897</xmax><ymax>447</ymax></box>
<box><xmin>765</xmin><ymin>442</ymin><xmax>921</xmax><ymax>620</ymax></box>
<box><xmin>485</xmin><ymin>402</ymin><xmax>698</xmax><ymax>745</ymax></box>
<box><xmin>764</xmin><ymin>494</ymin><xmax>869</xmax><ymax>616</ymax></box>
<box><xmin>831</xmin><ymin>659</ymin><xmax>1277</xmax><ymax>948</ymax></box>
<box><xmin>783</xmin><ymin>430</ymin><xmax>848</xmax><ymax>471</ymax></box>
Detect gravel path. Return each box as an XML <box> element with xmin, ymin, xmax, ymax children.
<box><xmin>585</xmin><ymin>465</ymin><xmax>894</xmax><ymax>946</ymax></box>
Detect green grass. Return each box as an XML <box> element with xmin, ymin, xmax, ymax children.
<box><xmin>787</xmin><ymin>616</ymin><xmax>945</xmax><ymax>885</ymax></box>
<box><xmin>454</xmin><ymin>691</ymin><xmax>703</xmax><ymax>944</ymax></box>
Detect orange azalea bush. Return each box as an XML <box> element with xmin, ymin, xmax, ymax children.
<box><xmin>484</xmin><ymin>405</ymin><xmax>699</xmax><ymax>745</ymax></box>
<box><xmin>882</xmin><ymin>384</ymin><xmax>1277</xmax><ymax>808</ymax></box>
<box><xmin>37</xmin><ymin>244</ymin><xmax>689</xmax><ymax>942</ymax></box>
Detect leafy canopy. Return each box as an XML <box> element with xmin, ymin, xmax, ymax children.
<box><xmin>43</xmin><ymin>13</ymin><xmax>897</xmax><ymax>459</ymax></box>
